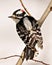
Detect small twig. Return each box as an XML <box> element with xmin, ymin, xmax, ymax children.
<box><xmin>20</xmin><ymin>0</ymin><xmax>31</xmax><ymax>16</ymax></box>
<box><xmin>0</xmin><ymin>55</ymin><xmax>50</xmax><ymax>65</ymax></box>
<box><xmin>0</xmin><ymin>55</ymin><xmax>22</xmax><ymax>60</ymax></box>
<box><xmin>33</xmin><ymin>59</ymin><xmax>50</xmax><ymax>65</ymax></box>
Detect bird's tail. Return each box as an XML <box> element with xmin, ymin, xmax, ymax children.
<box><xmin>24</xmin><ymin>45</ymin><xmax>37</xmax><ymax>60</ymax></box>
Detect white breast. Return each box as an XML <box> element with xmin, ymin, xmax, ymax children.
<box><xmin>13</xmin><ymin>19</ymin><xmax>20</xmax><ymax>24</ymax></box>
<box><xmin>23</xmin><ymin>17</ymin><xmax>32</xmax><ymax>31</ymax></box>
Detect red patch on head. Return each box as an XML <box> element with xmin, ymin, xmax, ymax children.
<box><xmin>21</xmin><ymin>9</ymin><xmax>25</xmax><ymax>12</ymax></box>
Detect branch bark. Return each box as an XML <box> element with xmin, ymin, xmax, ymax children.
<box><xmin>16</xmin><ymin>50</ymin><xmax>25</xmax><ymax>65</ymax></box>
<box><xmin>16</xmin><ymin>0</ymin><xmax>52</xmax><ymax>65</ymax></box>
<box><xmin>38</xmin><ymin>0</ymin><xmax>52</xmax><ymax>27</ymax></box>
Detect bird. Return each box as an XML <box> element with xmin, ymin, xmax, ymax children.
<box><xmin>9</xmin><ymin>9</ymin><xmax>43</xmax><ymax>60</ymax></box>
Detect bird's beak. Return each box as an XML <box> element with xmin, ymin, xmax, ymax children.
<box><xmin>8</xmin><ymin>15</ymin><xmax>20</xmax><ymax>19</ymax></box>
<box><xmin>8</xmin><ymin>15</ymin><xmax>17</xmax><ymax>19</ymax></box>
<box><xmin>8</xmin><ymin>16</ymin><xmax>14</xmax><ymax>18</ymax></box>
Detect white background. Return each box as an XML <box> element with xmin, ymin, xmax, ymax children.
<box><xmin>0</xmin><ymin>0</ymin><xmax>52</xmax><ymax>65</ymax></box>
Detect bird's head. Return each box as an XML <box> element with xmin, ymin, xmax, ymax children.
<box><xmin>8</xmin><ymin>9</ymin><xmax>26</xmax><ymax>23</ymax></box>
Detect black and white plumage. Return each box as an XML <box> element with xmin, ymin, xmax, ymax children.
<box><xmin>9</xmin><ymin>9</ymin><xmax>43</xmax><ymax>60</ymax></box>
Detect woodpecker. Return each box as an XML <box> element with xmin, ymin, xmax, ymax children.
<box><xmin>9</xmin><ymin>9</ymin><xmax>43</xmax><ymax>60</ymax></box>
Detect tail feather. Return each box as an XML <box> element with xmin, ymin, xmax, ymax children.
<box><xmin>25</xmin><ymin>45</ymin><xmax>37</xmax><ymax>60</ymax></box>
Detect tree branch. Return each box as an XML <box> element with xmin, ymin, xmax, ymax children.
<box><xmin>38</xmin><ymin>0</ymin><xmax>52</xmax><ymax>27</ymax></box>
<box><xmin>16</xmin><ymin>51</ymin><xmax>25</xmax><ymax>65</ymax></box>
<box><xmin>16</xmin><ymin>0</ymin><xmax>52</xmax><ymax>65</ymax></box>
